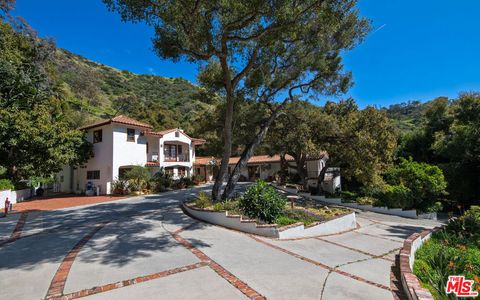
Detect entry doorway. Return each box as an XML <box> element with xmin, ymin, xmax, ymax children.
<box><xmin>248</xmin><ymin>166</ymin><xmax>260</xmax><ymax>181</ymax></box>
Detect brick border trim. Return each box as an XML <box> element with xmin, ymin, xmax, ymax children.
<box><xmin>172</xmin><ymin>224</ymin><xmax>266</xmax><ymax>300</ymax></box>
<box><xmin>248</xmin><ymin>234</ymin><xmax>390</xmax><ymax>291</ymax></box>
<box><xmin>399</xmin><ymin>228</ymin><xmax>442</xmax><ymax>300</ymax></box>
<box><xmin>56</xmin><ymin>262</ymin><xmax>208</xmax><ymax>300</ymax></box>
<box><xmin>45</xmin><ymin>220</ymin><xmax>265</xmax><ymax>300</ymax></box>
<box><xmin>45</xmin><ymin>221</ymin><xmax>109</xmax><ymax>299</ymax></box>
<box><xmin>0</xmin><ymin>212</ymin><xmax>28</xmax><ymax>246</ymax></box>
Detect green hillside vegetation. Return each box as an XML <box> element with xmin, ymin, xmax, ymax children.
<box><xmin>54</xmin><ymin>49</ymin><xmax>218</xmax><ymax>133</ymax></box>
<box><xmin>382</xmin><ymin>100</ymin><xmax>429</xmax><ymax>132</ymax></box>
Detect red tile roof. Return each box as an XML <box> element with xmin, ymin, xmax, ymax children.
<box><xmin>194</xmin><ymin>156</ymin><xmax>217</xmax><ymax>165</ymax></box>
<box><xmin>194</xmin><ymin>153</ymin><xmax>326</xmax><ymax>166</ymax></box>
<box><xmin>145</xmin><ymin>128</ymin><xmax>206</xmax><ymax>145</ymax></box>
<box><xmin>79</xmin><ymin>115</ymin><xmax>153</xmax><ymax>130</ymax></box>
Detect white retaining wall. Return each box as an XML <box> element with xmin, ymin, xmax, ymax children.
<box><xmin>0</xmin><ymin>188</ymin><xmax>33</xmax><ymax>204</ymax></box>
<box><xmin>183</xmin><ymin>204</ymin><xmax>357</xmax><ymax>239</ymax></box>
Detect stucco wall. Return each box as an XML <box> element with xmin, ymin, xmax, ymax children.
<box><xmin>72</xmin><ymin>124</ymin><xmax>114</xmax><ymax>194</ymax></box>
<box><xmin>112</xmin><ymin>124</ymin><xmax>147</xmax><ymax>171</ymax></box>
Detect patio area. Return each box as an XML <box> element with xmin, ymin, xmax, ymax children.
<box><xmin>12</xmin><ymin>195</ymin><xmax>128</xmax><ymax>213</ymax></box>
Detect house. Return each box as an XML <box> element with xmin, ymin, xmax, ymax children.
<box><xmin>57</xmin><ymin>115</ymin><xmax>205</xmax><ymax>195</ymax></box>
<box><xmin>193</xmin><ymin>154</ymin><xmax>341</xmax><ymax>193</ymax></box>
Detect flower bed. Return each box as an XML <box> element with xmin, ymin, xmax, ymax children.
<box><xmin>411</xmin><ymin>207</ymin><xmax>480</xmax><ymax>299</ymax></box>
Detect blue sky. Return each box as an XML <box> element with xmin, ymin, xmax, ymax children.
<box><xmin>12</xmin><ymin>0</ymin><xmax>480</xmax><ymax>107</ymax></box>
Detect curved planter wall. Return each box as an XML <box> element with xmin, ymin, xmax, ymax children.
<box><xmin>400</xmin><ymin>228</ymin><xmax>442</xmax><ymax>300</ymax></box>
<box><xmin>183</xmin><ymin>203</ymin><xmax>357</xmax><ymax>239</ymax></box>
<box><xmin>275</xmin><ymin>185</ymin><xmax>437</xmax><ymax>220</ymax></box>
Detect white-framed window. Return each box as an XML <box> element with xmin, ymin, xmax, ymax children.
<box><xmin>127</xmin><ymin>128</ymin><xmax>135</xmax><ymax>142</ymax></box>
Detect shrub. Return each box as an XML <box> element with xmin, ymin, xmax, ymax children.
<box><xmin>212</xmin><ymin>200</ymin><xmax>239</xmax><ymax>212</ymax></box>
<box><xmin>446</xmin><ymin>206</ymin><xmax>480</xmax><ymax>246</ymax></box>
<box><xmin>179</xmin><ymin>176</ymin><xmax>193</xmax><ymax>188</ymax></box>
<box><xmin>340</xmin><ymin>190</ymin><xmax>358</xmax><ymax>200</ymax></box>
<box><xmin>425</xmin><ymin>201</ymin><xmax>443</xmax><ymax>213</ymax></box>
<box><xmin>356</xmin><ymin>196</ymin><xmax>378</xmax><ymax>206</ymax></box>
<box><xmin>151</xmin><ymin>169</ymin><xmax>173</xmax><ymax>192</ymax></box>
<box><xmin>383</xmin><ymin>158</ymin><xmax>447</xmax><ymax>211</ymax></box>
<box><xmin>380</xmin><ymin>184</ymin><xmax>413</xmax><ymax>209</ymax></box>
<box><xmin>195</xmin><ymin>191</ymin><xmax>212</xmax><ymax>209</ymax></box>
<box><xmin>192</xmin><ymin>174</ymin><xmax>204</xmax><ymax>185</ymax></box>
<box><xmin>111</xmin><ymin>178</ymin><xmax>127</xmax><ymax>194</ymax></box>
<box><xmin>239</xmin><ymin>180</ymin><xmax>287</xmax><ymax>223</ymax></box>
<box><xmin>124</xmin><ymin>166</ymin><xmax>151</xmax><ymax>191</ymax></box>
<box><xmin>0</xmin><ymin>179</ymin><xmax>14</xmax><ymax>191</ymax></box>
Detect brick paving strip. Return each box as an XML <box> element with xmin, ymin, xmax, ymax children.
<box><xmin>45</xmin><ymin>221</ymin><xmax>111</xmax><ymax>299</ymax></box>
<box><xmin>56</xmin><ymin>262</ymin><xmax>208</xmax><ymax>300</ymax></box>
<box><xmin>0</xmin><ymin>212</ymin><xmax>28</xmax><ymax>247</ymax></box>
<box><xmin>247</xmin><ymin>234</ymin><xmax>391</xmax><ymax>291</ymax></box>
<box><xmin>171</xmin><ymin>223</ymin><xmax>266</xmax><ymax>300</ymax></box>
<box><xmin>44</xmin><ymin>221</ymin><xmax>265</xmax><ymax>300</ymax></box>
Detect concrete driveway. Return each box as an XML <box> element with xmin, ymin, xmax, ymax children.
<box><xmin>0</xmin><ymin>184</ymin><xmax>442</xmax><ymax>300</ymax></box>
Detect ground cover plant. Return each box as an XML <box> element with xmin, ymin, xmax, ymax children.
<box><xmin>413</xmin><ymin>206</ymin><xmax>480</xmax><ymax>299</ymax></box>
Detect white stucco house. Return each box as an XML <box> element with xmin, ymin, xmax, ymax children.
<box><xmin>57</xmin><ymin>115</ymin><xmax>205</xmax><ymax>195</ymax></box>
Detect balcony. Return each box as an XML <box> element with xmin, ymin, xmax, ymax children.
<box><xmin>164</xmin><ymin>154</ymin><xmax>190</xmax><ymax>162</ymax></box>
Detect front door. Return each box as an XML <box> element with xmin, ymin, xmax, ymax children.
<box><xmin>248</xmin><ymin>166</ymin><xmax>259</xmax><ymax>181</ymax></box>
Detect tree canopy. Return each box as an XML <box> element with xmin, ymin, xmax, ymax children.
<box><xmin>104</xmin><ymin>0</ymin><xmax>370</xmax><ymax>200</ymax></box>
<box><xmin>0</xmin><ymin>18</ymin><xmax>92</xmax><ymax>181</ymax></box>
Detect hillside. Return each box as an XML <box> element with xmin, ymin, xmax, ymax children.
<box><xmin>54</xmin><ymin>49</ymin><xmax>218</xmax><ymax>133</ymax></box>
<box><xmin>381</xmin><ymin>100</ymin><xmax>428</xmax><ymax>132</ymax></box>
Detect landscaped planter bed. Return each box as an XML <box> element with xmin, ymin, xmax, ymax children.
<box><xmin>275</xmin><ymin>184</ymin><xmax>437</xmax><ymax>220</ymax></box>
<box><xmin>182</xmin><ymin>202</ymin><xmax>357</xmax><ymax>239</ymax></box>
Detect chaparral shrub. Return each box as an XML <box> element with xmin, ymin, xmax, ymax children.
<box><xmin>239</xmin><ymin>180</ymin><xmax>287</xmax><ymax>223</ymax></box>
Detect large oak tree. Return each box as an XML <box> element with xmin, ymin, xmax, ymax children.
<box><xmin>104</xmin><ymin>0</ymin><xmax>369</xmax><ymax>200</ymax></box>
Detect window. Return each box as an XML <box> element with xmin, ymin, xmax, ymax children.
<box><xmin>164</xmin><ymin>144</ymin><xmax>176</xmax><ymax>160</ymax></box>
<box><xmin>196</xmin><ymin>168</ymin><xmax>201</xmax><ymax>175</ymax></box>
<box><xmin>93</xmin><ymin>130</ymin><xmax>102</xmax><ymax>143</ymax></box>
<box><xmin>175</xmin><ymin>131</ymin><xmax>180</xmax><ymax>137</ymax></box>
<box><xmin>179</xmin><ymin>167</ymin><xmax>187</xmax><ymax>177</ymax></box>
<box><xmin>87</xmin><ymin>170</ymin><xmax>100</xmax><ymax>180</ymax></box>
<box><xmin>127</xmin><ymin>128</ymin><xmax>135</xmax><ymax>142</ymax></box>
<box><xmin>146</xmin><ymin>142</ymin><xmax>149</xmax><ymax>154</ymax></box>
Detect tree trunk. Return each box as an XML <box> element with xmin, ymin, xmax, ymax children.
<box><xmin>222</xmin><ymin>110</ymin><xmax>280</xmax><ymax>199</ymax></box>
<box><xmin>212</xmin><ymin>53</ymin><xmax>235</xmax><ymax>201</ymax></box>
<box><xmin>316</xmin><ymin>157</ymin><xmax>329</xmax><ymax>195</ymax></box>
<box><xmin>279</xmin><ymin>154</ymin><xmax>288</xmax><ymax>184</ymax></box>
<box><xmin>294</xmin><ymin>155</ymin><xmax>308</xmax><ymax>191</ymax></box>
<box><xmin>211</xmin><ymin>93</ymin><xmax>234</xmax><ymax>201</ymax></box>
